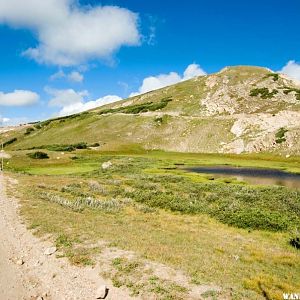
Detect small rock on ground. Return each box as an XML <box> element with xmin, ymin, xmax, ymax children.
<box><xmin>44</xmin><ymin>247</ymin><xmax>57</xmax><ymax>256</ymax></box>
<box><xmin>96</xmin><ymin>285</ymin><xmax>109</xmax><ymax>299</ymax></box>
<box><xmin>101</xmin><ymin>161</ymin><xmax>112</xmax><ymax>170</ymax></box>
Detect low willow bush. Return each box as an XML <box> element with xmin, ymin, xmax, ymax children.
<box><xmin>27</xmin><ymin>151</ymin><xmax>49</xmax><ymax>159</ymax></box>
<box><xmin>125</xmin><ymin>177</ymin><xmax>300</xmax><ymax>232</ymax></box>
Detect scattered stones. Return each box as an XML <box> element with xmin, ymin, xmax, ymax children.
<box><xmin>44</xmin><ymin>247</ymin><xmax>57</xmax><ymax>256</ymax></box>
<box><xmin>101</xmin><ymin>161</ymin><xmax>112</xmax><ymax>170</ymax></box>
<box><xmin>10</xmin><ymin>257</ymin><xmax>24</xmax><ymax>265</ymax></box>
<box><xmin>16</xmin><ymin>259</ymin><xmax>24</xmax><ymax>266</ymax></box>
<box><xmin>95</xmin><ymin>285</ymin><xmax>109</xmax><ymax>299</ymax></box>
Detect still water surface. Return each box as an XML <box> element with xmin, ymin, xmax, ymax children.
<box><xmin>186</xmin><ymin>166</ymin><xmax>300</xmax><ymax>189</ymax></box>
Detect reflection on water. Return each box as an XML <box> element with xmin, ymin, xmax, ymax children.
<box><xmin>186</xmin><ymin>166</ymin><xmax>300</xmax><ymax>189</ymax></box>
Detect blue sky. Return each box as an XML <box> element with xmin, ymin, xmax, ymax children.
<box><xmin>0</xmin><ymin>0</ymin><xmax>300</xmax><ymax>125</ymax></box>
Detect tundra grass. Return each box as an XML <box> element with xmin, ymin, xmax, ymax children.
<box><xmin>5</xmin><ymin>151</ymin><xmax>300</xmax><ymax>299</ymax></box>
<box><xmin>6</xmin><ymin>148</ymin><xmax>300</xmax><ymax>174</ymax></box>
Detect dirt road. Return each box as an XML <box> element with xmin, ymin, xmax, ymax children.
<box><xmin>0</xmin><ymin>173</ymin><xmax>134</xmax><ymax>300</ymax></box>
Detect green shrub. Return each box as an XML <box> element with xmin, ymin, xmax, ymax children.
<box><xmin>264</xmin><ymin>73</ymin><xmax>279</xmax><ymax>81</ymax></box>
<box><xmin>124</xmin><ymin>175</ymin><xmax>300</xmax><ymax>232</ymax></box>
<box><xmin>38</xmin><ymin>112</ymin><xmax>89</xmax><ymax>128</ymax></box>
<box><xmin>27</xmin><ymin>142</ymin><xmax>88</xmax><ymax>152</ymax></box>
<box><xmin>24</xmin><ymin>127</ymin><xmax>35</xmax><ymax>135</ymax></box>
<box><xmin>275</xmin><ymin>127</ymin><xmax>288</xmax><ymax>144</ymax></box>
<box><xmin>27</xmin><ymin>151</ymin><xmax>49</xmax><ymax>159</ymax></box>
<box><xmin>290</xmin><ymin>236</ymin><xmax>300</xmax><ymax>249</ymax></box>
<box><xmin>88</xmin><ymin>142</ymin><xmax>100</xmax><ymax>147</ymax></box>
<box><xmin>3</xmin><ymin>137</ymin><xmax>17</xmax><ymax>147</ymax></box>
<box><xmin>282</xmin><ymin>87</ymin><xmax>300</xmax><ymax>100</ymax></box>
<box><xmin>73</xmin><ymin>142</ymin><xmax>88</xmax><ymax>149</ymax></box>
<box><xmin>99</xmin><ymin>97</ymin><xmax>172</xmax><ymax>115</ymax></box>
<box><xmin>250</xmin><ymin>87</ymin><xmax>278</xmax><ymax>99</ymax></box>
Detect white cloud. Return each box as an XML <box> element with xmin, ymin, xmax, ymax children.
<box><xmin>280</xmin><ymin>60</ymin><xmax>300</xmax><ymax>81</ymax></box>
<box><xmin>50</xmin><ymin>70</ymin><xmax>84</xmax><ymax>82</ymax></box>
<box><xmin>68</xmin><ymin>71</ymin><xmax>84</xmax><ymax>83</ymax></box>
<box><xmin>0</xmin><ymin>116</ymin><xmax>10</xmax><ymax>125</ymax></box>
<box><xmin>0</xmin><ymin>0</ymin><xmax>140</xmax><ymax>66</ymax></box>
<box><xmin>46</xmin><ymin>87</ymin><xmax>121</xmax><ymax>116</ymax></box>
<box><xmin>0</xmin><ymin>90</ymin><xmax>39</xmax><ymax>106</ymax></box>
<box><xmin>50</xmin><ymin>70</ymin><xmax>65</xmax><ymax>81</ymax></box>
<box><xmin>147</xmin><ymin>26</ymin><xmax>156</xmax><ymax>46</ymax></box>
<box><xmin>131</xmin><ymin>72</ymin><xmax>181</xmax><ymax>97</ymax></box>
<box><xmin>183</xmin><ymin>63</ymin><xmax>206</xmax><ymax>80</ymax></box>
<box><xmin>58</xmin><ymin>95</ymin><xmax>122</xmax><ymax>116</ymax></box>
<box><xmin>130</xmin><ymin>63</ymin><xmax>206</xmax><ymax>96</ymax></box>
<box><xmin>46</xmin><ymin>88</ymin><xmax>89</xmax><ymax>107</ymax></box>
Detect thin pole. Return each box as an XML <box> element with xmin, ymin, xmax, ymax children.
<box><xmin>1</xmin><ymin>141</ymin><xmax>3</xmax><ymax>172</ymax></box>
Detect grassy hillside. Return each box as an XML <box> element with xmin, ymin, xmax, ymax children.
<box><xmin>2</xmin><ymin>65</ymin><xmax>300</xmax><ymax>154</ymax></box>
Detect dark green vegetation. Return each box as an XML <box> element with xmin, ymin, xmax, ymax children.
<box><xmin>290</xmin><ymin>236</ymin><xmax>300</xmax><ymax>249</ymax></box>
<box><xmin>264</xmin><ymin>73</ymin><xmax>279</xmax><ymax>81</ymax></box>
<box><xmin>27</xmin><ymin>151</ymin><xmax>49</xmax><ymax>159</ymax></box>
<box><xmin>281</xmin><ymin>86</ymin><xmax>300</xmax><ymax>100</ymax></box>
<box><xmin>126</xmin><ymin>177</ymin><xmax>300</xmax><ymax>231</ymax></box>
<box><xmin>3</xmin><ymin>137</ymin><xmax>17</xmax><ymax>147</ymax></box>
<box><xmin>250</xmin><ymin>87</ymin><xmax>278</xmax><ymax>99</ymax></box>
<box><xmin>99</xmin><ymin>97</ymin><xmax>172</xmax><ymax>115</ymax></box>
<box><xmin>275</xmin><ymin>128</ymin><xmax>288</xmax><ymax>144</ymax></box>
<box><xmin>24</xmin><ymin>127</ymin><xmax>35</xmax><ymax>135</ymax></box>
<box><xmin>33</xmin><ymin>112</ymin><xmax>90</xmax><ymax>130</ymax></box>
<box><xmin>27</xmin><ymin>142</ymin><xmax>88</xmax><ymax>152</ymax></box>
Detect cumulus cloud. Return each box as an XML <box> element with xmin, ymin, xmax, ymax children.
<box><xmin>130</xmin><ymin>72</ymin><xmax>181</xmax><ymax>97</ymax></box>
<box><xmin>280</xmin><ymin>60</ymin><xmax>300</xmax><ymax>81</ymax></box>
<box><xmin>68</xmin><ymin>71</ymin><xmax>84</xmax><ymax>82</ymax></box>
<box><xmin>0</xmin><ymin>116</ymin><xmax>10</xmax><ymax>125</ymax></box>
<box><xmin>50</xmin><ymin>70</ymin><xmax>84</xmax><ymax>82</ymax></box>
<box><xmin>130</xmin><ymin>63</ymin><xmax>206</xmax><ymax>96</ymax></box>
<box><xmin>50</xmin><ymin>70</ymin><xmax>65</xmax><ymax>81</ymax></box>
<box><xmin>0</xmin><ymin>0</ymin><xmax>140</xmax><ymax>66</ymax></box>
<box><xmin>46</xmin><ymin>87</ymin><xmax>89</xmax><ymax>107</ymax></box>
<box><xmin>0</xmin><ymin>90</ymin><xmax>39</xmax><ymax>106</ymax></box>
<box><xmin>46</xmin><ymin>87</ymin><xmax>121</xmax><ymax>116</ymax></box>
<box><xmin>183</xmin><ymin>63</ymin><xmax>206</xmax><ymax>80</ymax></box>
